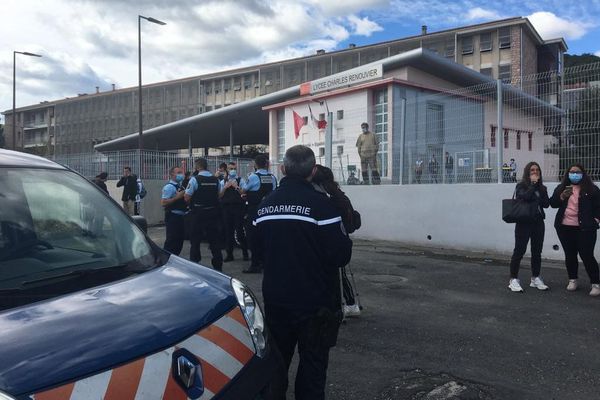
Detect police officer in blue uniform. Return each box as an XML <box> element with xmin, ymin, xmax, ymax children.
<box><xmin>241</xmin><ymin>154</ymin><xmax>277</xmax><ymax>273</ymax></box>
<box><xmin>161</xmin><ymin>166</ymin><xmax>187</xmax><ymax>255</ymax></box>
<box><xmin>256</xmin><ymin>145</ymin><xmax>352</xmax><ymax>400</ymax></box>
<box><xmin>220</xmin><ymin>161</ymin><xmax>249</xmax><ymax>262</ymax></box>
<box><xmin>184</xmin><ymin>158</ymin><xmax>224</xmax><ymax>270</ymax></box>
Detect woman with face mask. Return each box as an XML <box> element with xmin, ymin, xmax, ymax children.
<box><xmin>550</xmin><ymin>164</ymin><xmax>600</xmax><ymax>296</ymax></box>
<box><xmin>508</xmin><ymin>162</ymin><xmax>550</xmax><ymax>293</ymax></box>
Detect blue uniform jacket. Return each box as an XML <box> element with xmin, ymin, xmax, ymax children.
<box><xmin>254</xmin><ymin>176</ymin><xmax>352</xmax><ymax>313</ymax></box>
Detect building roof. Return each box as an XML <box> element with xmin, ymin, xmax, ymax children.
<box><xmin>95</xmin><ymin>48</ymin><xmax>562</xmax><ymax>153</ymax></box>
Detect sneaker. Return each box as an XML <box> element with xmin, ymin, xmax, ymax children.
<box><xmin>590</xmin><ymin>284</ymin><xmax>600</xmax><ymax>297</ymax></box>
<box><xmin>508</xmin><ymin>279</ymin><xmax>524</xmax><ymax>292</ymax></box>
<box><xmin>530</xmin><ymin>277</ymin><xmax>549</xmax><ymax>291</ymax></box>
<box><xmin>343</xmin><ymin>304</ymin><xmax>361</xmax><ymax>317</ymax></box>
<box><xmin>566</xmin><ymin>279</ymin><xmax>578</xmax><ymax>292</ymax></box>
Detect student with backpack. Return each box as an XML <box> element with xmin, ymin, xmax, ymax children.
<box><xmin>312</xmin><ymin>165</ymin><xmax>362</xmax><ymax>317</ymax></box>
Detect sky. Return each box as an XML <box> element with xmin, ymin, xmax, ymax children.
<box><xmin>1</xmin><ymin>0</ymin><xmax>600</xmax><ymax>122</ymax></box>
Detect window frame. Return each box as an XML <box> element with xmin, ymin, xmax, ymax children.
<box><xmin>461</xmin><ymin>36</ymin><xmax>474</xmax><ymax>55</ymax></box>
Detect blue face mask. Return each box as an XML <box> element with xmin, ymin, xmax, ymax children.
<box><xmin>228</xmin><ymin>170</ymin><xmax>237</xmax><ymax>178</ymax></box>
<box><xmin>175</xmin><ymin>174</ymin><xmax>184</xmax><ymax>182</ymax></box>
<box><xmin>569</xmin><ymin>172</ymin><xmax>583</xmax><ymax>184</ymax></box>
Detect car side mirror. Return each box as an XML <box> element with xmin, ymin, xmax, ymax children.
<box><xmin>132</xmin><ymin>215</ymin><xmax>148</xmax><ymax>234</ymax></box>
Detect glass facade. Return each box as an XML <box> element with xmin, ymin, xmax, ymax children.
<box><xmin>277</xmin><ymin>110</ymin><xmax>285</xmax><ymax>162</ymax></box>
<box><xmin>374</xmin><ymin>88</ymin><xmax>388</xmax><ymax>177</ymax></box>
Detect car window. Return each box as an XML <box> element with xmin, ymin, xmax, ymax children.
<box><xmin>0</xmin><ymin>167</ymin><xmax>160</xmax><ymax>304</ymax></box>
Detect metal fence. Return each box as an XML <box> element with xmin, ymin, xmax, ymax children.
<box><xmin>292</xmin><ymin>62</ymin><xmax>600</xmax><ymax>186</ymax></box>
<box><xmin>54</xmin><ymin>150</ymin><xmax>255</xmax><ymax>181</ymax></box>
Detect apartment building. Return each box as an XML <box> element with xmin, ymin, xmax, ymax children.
<box><xmin>3</xmin><ymin>16</ymin><xmax>566</xmax><ymax>155</ymax></box>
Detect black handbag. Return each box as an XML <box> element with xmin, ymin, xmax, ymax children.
<box><xmin>502</xmin><ymin>191</ymin><xmax>537</xmax><ymax>224</ymax></box>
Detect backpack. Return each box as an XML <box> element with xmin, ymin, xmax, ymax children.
<box><xmin>137</xmin><ymin>179</ymin><xmax>147</xmax><ymax>199</ymax></box>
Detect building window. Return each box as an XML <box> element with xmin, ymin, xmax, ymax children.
<box><xmin>234</xmin><ymin>77</ymin><xmax>241</xmax><ymax>91</ymax></box>
<box><xmin>480</xmin><ymin>32</ymin><xmax>492</xmax><ymax>52</ymax></box>
<box><xmin>318</xmin><ymin>147</ymin><xmax>325</xmax><ymax>157</ymax></box>
<box><xmin>337</xmin><ymin>145</ymin><xmax>344</xmax><ymax>155</ymax></box>
<box><xmin>499</xmin><ymin>65</ymin><xmax>511</xmax><ymax>82</ymax></box>
<box><xmin>499</xmin><ymin>27</ymin><xmax>511</xmax><ymax>49</ymax></box>
<box><xmin>337</xmin><ymin>110</ymin><xmax>344</xmax><ymax>120</ymax></box>
<box><xmin>516</xmin><ymin>131</ymin><xmax>521</xmax><ymax>150</ymax></box>
<box><xmin>319</xmin><ymin>113</ymin><xmax>325</xmax><ymax>122</ymax></box>
<box><xmin>491</xmin><ymin>126</ymin><xmax>496</xmax><ymax>147</ymax></box>
<box><xmin>277</xmin><ymin>110</ymin><xmax>285</xmax><ymax>162</ymax></box>
<box><xmin>303</xmin><ymin>116</ymin><xmax>308</xmax><ymax>125</ymax></box>
<box><xmin>504</xmin><ymin>129</ymin><xmax>509</xmax><ymax>149</ymax></box>
<box><xmin>528</xmin><ymin>132</ymin><xmax>533</xmax><ymax>151</ymax></box>
<box><xmin>461</xmin><ymin>36</ymin><xmax>473</xmax><ymax>55</ymax></box>
<box><xmin>374</xmin><ymin>88</ymin><xmax>388</xmax><ymax>177</ymax></box>
<box><xmin>244</xmin><ymin>75</ymin><xmax>252</xmax><ymax>89</ymax></box>
<box><xmin>480</xmin><ymin>67</ymin><xmax>493</xmax><ymax>77</ymax></box>
<box><xmin>223</xmin><ymin>79</ymin><xmax>231</xmax><ymax>92</ymax></box>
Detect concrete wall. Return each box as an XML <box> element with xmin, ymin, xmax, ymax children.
<box><xmin>344</xmin><ymin>183</ymin><xmax>600</xmax><ymax>261</ymax></box>
<box><xmin>106</xmin><ymin>179</ymin><xmax>166</xmax><ymax>226</ymax></box>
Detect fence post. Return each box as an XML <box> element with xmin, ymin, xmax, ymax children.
<box><xmin>497</xmin><ymin>79</ymin><xmax>504</xmax><ymax>184</ymax></box>
<box><xmin>325</xmin><ymin>112</ymin><xmax>333</xmax><ymax>169</ymax></box>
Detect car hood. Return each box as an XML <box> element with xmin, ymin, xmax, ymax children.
<box><xmin>0</xmin><ymin>256</ymin><xmax>237</xmax><ymax>396</ymax></box>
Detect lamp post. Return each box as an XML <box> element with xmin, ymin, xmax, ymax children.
<box><xmin>13</xmin><ymin>51</ymin><xmax>42</xmax><ymax>150</ymax></box>
<box><xmin>138</xmin><ymin>15</ymin><xmax>166</xmax><ymax>154</ymax></box>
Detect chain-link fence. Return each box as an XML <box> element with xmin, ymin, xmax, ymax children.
<box><xmin>54</xmin><ymin>150</ymin><xmax>255</xmax><ymax>181</ymax></box>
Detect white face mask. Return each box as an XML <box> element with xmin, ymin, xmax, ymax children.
<box><xmin>362</xmin><ymin>127</ymin><xmax>368</xmax><ymax>133</ymax></box>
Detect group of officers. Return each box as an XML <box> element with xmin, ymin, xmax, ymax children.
<box><xmin>160</xmin><ymin>154</ymin><xmax>276</xmax><ymax>273</ymax></box>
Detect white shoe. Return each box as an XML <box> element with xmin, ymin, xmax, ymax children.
<box><xmin>590</xmin><ymin>284</ymin><xmax>600</xmax><ymax>297</ymax></box>
<box><xmin>566</xmin><ymin>279</ymin><xmax>578</xmax><ymax>291</ymax></box>
<box><xmin>343</xmin><ymin>304</ymin><xmax>361</xmax><ymax>317</ymax></box>
<box><xmin>508</xmin><ymin>279</ymin><xmax>524</xmax><ymax>292</ymax></box>
<box><xmin>530</xmin><ymin>277</ymin><xmax>549</xmax><ymax>291</ymax></box>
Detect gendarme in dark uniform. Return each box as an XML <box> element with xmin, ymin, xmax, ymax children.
<box><xmin>242</xmin><ymin>154</ymin><xmax>277</xmax><ymax>273</ymax></box>
<box><xmin>255</xmin><ymin>145</ymin><xmax>352</xmax><ymax>400</ymax></box>
<box><xmin>161</xmin><ymin>167</ymin><xmax>187</xmax><ymax>256</ymax></box>
<box><xmin>220</xmin><ymin>164</ymin><xmax>249</xmax><ymax>262</ymax></box>
<box><xmin>185</xmin><ymin>158</ymin><xmax>223</xmax><ymax>270</ymax></box>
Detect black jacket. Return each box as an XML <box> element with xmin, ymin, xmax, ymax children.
<box><xmin>116</xmin><ymin>175</ymin><xmax>138</xmax><ymax>202</ymax></box>
<box><xmin>514</xmin><ymin>181</ymin><xmax>550</xmax><ymax>220</ymax></box>
<box><xmin>550</xmin><ymin>184</ymin><xmax>600</xmax><ymax>231</ymax></box>
<box><xmin>93</xmin><ymin>178</ymin><xmax>108</xmax><ymax>194</ymax></box>
<box><xmin>256</xmin><ymin>177</ymin><xmax>352</xmax><ymax>313</ymax></box>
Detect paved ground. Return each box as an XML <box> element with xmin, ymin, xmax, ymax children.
<box><xmin>148</xmin><ymin>226</ymin><xmax>600</xmax><ymax>400</ymax></box>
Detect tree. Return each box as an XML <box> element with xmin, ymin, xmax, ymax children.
<box><xmin>241</xmin><ymin>144</ymin><xmax>268</xmax><ymax>159</ymax></box>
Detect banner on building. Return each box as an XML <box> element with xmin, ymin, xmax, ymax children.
<box><xmin>300</xmin><ymin>64</ymin><xmax>383</xmax><ymax>95</ymax></box>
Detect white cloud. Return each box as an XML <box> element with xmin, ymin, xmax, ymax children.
<box><xmin>465</xmin><ymin>7</ymin><xmax>501</xmax><ymax>21</ymax></box>
<box><xmin>527</xmin><ymin>11</ymin><xmax>593</xmax><ymax>40</ymax></box>
<box><xmin>595</xmin><ymin>51</ymin><xmax>600</xmax><ymax>57</ymax></box>
<box><xmin>347</xmin><ymin>15</ymin><xmax>384</xmax><ymax>36</ymax></box>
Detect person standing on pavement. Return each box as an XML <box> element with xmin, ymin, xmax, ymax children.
<box><xmin>312</xmin><ymin>164</ymin><xmax>362</xmax><ymax>318</ymax></box>
<box><xmin>184</xmin><ymin>158</ymin><xmax>224</xmax><ymax>271</ymax></box>
<box><xmin>550</xmin><ymin>164</ymin><xmax>600</xmax><ymax>296</ymax></box>
<box><xmin>93</xmin><ymin>172</ymin><xmax>109</xmax><ymax>194</ymax></box>
<box><xmin>508</xmin><ymin>162</ymin><xmax>550</xmax><ymax>293</ymax></box>
<box><xmin>116</xmin><ymin>167</ymin><xmax>138</xmax><ymax>216</ymax></box>
<box><xmin>445</xmin><ymin>152</ymin><xmax>454</xmax><ymax>183</ymax></box>
<box><xmin>257</xmin><ymin>145</ymin><xmax>352</xmax><ymax>400</ymax></box>
<box><xmin>161</xmin><ymin>166</ymin><xmax>187</xmax><ymax>255</ymax></box>
<box><xmin>220</xmin><ymin>161</ymin><xmax>249</xmax><ymax>262</ymax></box>
<box><xmin>240</xmin><ymin>154</ymin><xmax>277</xmax><ymax>273</ymax></box>
<box><xmin>355</xmin><ymin>122</ymin><xmax>380</xmax><ymax>184</ymax></box>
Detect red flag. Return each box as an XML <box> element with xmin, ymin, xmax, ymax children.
<box><xmin>293</xmin><ymin>111</ymin><xmax>305</xmax><ymax>139</ymax></box>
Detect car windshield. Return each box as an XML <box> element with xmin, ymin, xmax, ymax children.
<box><xmin>0</xmin><ymin>167</ymin><xmax>162</xmax><ymax>309</ymax></box>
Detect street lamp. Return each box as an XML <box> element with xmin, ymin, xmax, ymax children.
<box><xmin>13</xmin><ymin>51</ymin><xmax>42</xmax><ymax>150</ymax></box>
<box><xmin>138</xmin><ymin>15</ymin><xmax>166</xmax><ymax>153</ymax></box>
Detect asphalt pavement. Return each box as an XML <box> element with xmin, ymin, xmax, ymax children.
<box><xmin>148</xmin><ymin>226</ymin><xmax>600</xmax><ymax>400</ymax></box>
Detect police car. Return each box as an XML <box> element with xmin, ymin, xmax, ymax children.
<box><xmin>0</xmin><ymin>149</ymin><xmax>277</xmax><ymax>400</ymax></box>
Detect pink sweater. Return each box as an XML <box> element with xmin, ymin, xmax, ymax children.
<box><xmin>562</xmin><ymin>185</ymin><xmax>580</xmax><ymax>226</ymax></box>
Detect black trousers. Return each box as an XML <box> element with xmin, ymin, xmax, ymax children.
<box><xmin>222</xmin><ymin>204</ymin><xmax>248</xmax><ymax>257</ymax></box>
<box><xmin>265</xmin><ymin>306</ymin><xmax>340</xmax><ymax>400</ymax></box>
<box><xmin>189</xmin><ymin>209</ymin><xmax>223</xmax><ymax>270</ymax></box>
<box><xmin>245</xmin><ymin>206</ymin><xmax>263</xmax><ymax>267</ymax></box>
<box><xmin>163</xmin><ymin>212</ymin><xmax>185</xmax><ymax>256</ymax></box>
<box><xmin>341</xmin><ymin>267</ymin><xmax>356</xmax><ymax>306</ymax></box>
<box><xmin>509</xmin><ymin>219</ymin><xmax>545</xmax><ymax>279</ymax></box>
<box><xmin>556</xmin><ymin>225</ymin><xmax>600</xmax><ymax>284</ymax></box>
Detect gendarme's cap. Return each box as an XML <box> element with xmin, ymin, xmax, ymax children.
<box><xmin>96</xmin><ymin>172</ymin><xmax>108</xmax><ymax>179</ymax></box>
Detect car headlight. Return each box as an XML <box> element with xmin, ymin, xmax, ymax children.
<box><xmin>0</xmin><ymin>392</ymin><xmax>17</xmax><ymax>400</ymax></box>
<box><xmin>231</xmin><ymin>278</ymin><xmax>266</xmax><ymax>358</ymax></box>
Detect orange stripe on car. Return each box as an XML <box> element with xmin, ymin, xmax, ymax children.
<box><xmin>103</xmin><ymin>357</ymin><xmax>146</xmax><ymax>400</ymax></box>
<box><xmin>35</xmin><ymin>382</ymin><xmax>75</xmax><ymax>400</ymax></box>
<box><xmin>198</xmin><ymin>325</ymin><xmax>254</xmax><ymax>365</ymax></box>
<box><xmin>197</xmin><ymin>357</ymin><xmax>231</xmax><ymax>395</ymax></box>
<box><xmin>227</xmin><ymin>306</ymin><xmax>248</xmax><ymax>327</ymax></box>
